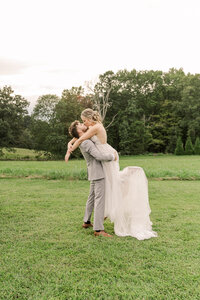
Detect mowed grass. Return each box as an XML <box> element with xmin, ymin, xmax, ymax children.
<box><xmin>0</xmin><ymin>155</ymin><xmax>200</xmax><ymax>180</ymax></box>
<box><xmin>0</xmin><ymin>179</ymin><xmax>200</xmax><ymax>299</ymax></box>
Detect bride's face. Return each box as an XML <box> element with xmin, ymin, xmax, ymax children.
<box><xmin>81</xmin><ymin>116</ymin><xmax>93</xmax><ymax>127</ymax></box>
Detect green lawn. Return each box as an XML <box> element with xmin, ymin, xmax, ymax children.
<box><xmin>0</xmin><ymin>178</ymin><xmax>200</xmax><ymax>299</ymax></box>
<box><xmin>0</xmin><ymin>148</ymin><xmax>47</xmax><ymax>160</ymax></box>
<box><xmin>0</xmin><ymin>155</ymin><xmax>200</xmax><ymax>180</ymax></box>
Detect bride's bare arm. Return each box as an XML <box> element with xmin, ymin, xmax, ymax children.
<box><xmin>70</xmin><ymin>124</ymin><xmax>100</xmax><ymax>152</ymax></box>
<box><xmin>65</xmin><ymin>138</ymin><xmax>77</xmax><ymax>163</ymax></box>
<box><xmin>65</xmin><ymin>149</ymin><xmax>71</xmax><ymax>163</ymax></box>
<box><xmin>67</xmin><ymin>137</ymin><xmax>77</xmax><ymax>151</ymax></box>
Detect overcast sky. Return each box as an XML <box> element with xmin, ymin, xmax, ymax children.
<box><xmin>1</xmin><ymin>0</ymin><xmax>200</xmax><ymax>111</ymax></box>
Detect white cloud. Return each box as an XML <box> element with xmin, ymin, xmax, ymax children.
<box><xmin>0</xmin><ymin>58</ymin><xmax>30</xmax><ymax>75</ymax></box>
<box><xmin>0</xmin><ymin>0</ymin><xmax>200</xmax><ymax>110</ymax></box>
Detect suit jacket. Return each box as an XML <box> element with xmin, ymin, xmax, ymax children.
<box><xmin>80</xmin><ymin>139</ymin><xmax>114</xmax><ymax>181</ymax></box>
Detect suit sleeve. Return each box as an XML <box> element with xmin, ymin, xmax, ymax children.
<box><xmin>81</xmin><ymin>140</ymin><xmax>115</xmax><ymax>162</ymax></box>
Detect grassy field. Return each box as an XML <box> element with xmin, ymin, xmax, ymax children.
<box><xmin>0</xmin><ymin>155</ymin><xmax>200</xmax><ymax>180</ymax></box>
<box><xmin>1</xmin><ymin>156</ymin><xmax>200</xmax><ymax>298</ymax></box>
<box><xmin>0</xmin><ymin>148</ymin><xmax>48</xmax><ymax>161</ymax></box>
<box><xmin>0</xmin><ymin>178</ymin><xmax>200</xmax><ymax>299</ymax></box>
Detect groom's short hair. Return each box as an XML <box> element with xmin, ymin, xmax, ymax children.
<box><xmin>68</xmin><ymin>120</ymin><xmax>80</xmax><ymax>138</ymax></box>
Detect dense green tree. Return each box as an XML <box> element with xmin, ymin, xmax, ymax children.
<box><xmin>2</xmin><ymin>68</ymin><xmax>200</xmax><ymax>157</ymax></box>
<box><xmin>31</xmin><ymin>94</ymin><xmax>60</xmax><ymax>152</ymax></box>
<box><xmin>0</xmin><ymin>86</ymin><xmax>29</xmax><ymax>148</ymax></box>
<box><xmin>181</xmin><ymin>74</ymin><xmax>200</xmax><ymax>143</ymax></box>
<box><xmin>194</xmin><ymin>137</ymin><xmax>200</xmax><ymax>155</ymax></box>
<box><xmin>185</xmin><ymin>136</ymin><xmax>194</xmax><ymax>155</ymax></box>
<box><xmin>87</xmin><ymin>69</ymin><xmax>200</xmax><ymax>155</ymax></box>
<box><xmin>54</xmin><ymin>87</ymin><xmax>92</xmax><ymax>157</ymax></box>
<box><xmin>33</xmin><ymin>94</ymin><xmax>60</xmax><ymax>122</ymax></box>
<box><xmin>97</xmin><ymin>68</ymin><xmax>200</xmax><ymax>155</ymax></box>
<box><xmin>18</xmin><ymin>128</ymin><xmax>35</xmax><ymax>149</ymax></box>
<box><xmin>112</xmin><ymin>70</ymin><xmax>165</xmax><ymax>153</ymax></box>
<box><xmin>30</xmin><ymin>87</ymin><xmax>92</xmax><ymax>157</ymax></box>
<box><xmin>16</xmin><ymin>115</ymin><xmax>35</xmax><ymax>149</ymax></box>
<box><xmin>45</xmin><ymin>134</ymin><xmax>67</xmax><ymax>159</ymax></box>
<box><xmin>174</xmin><ymin>137</ymin><xmax>184</xmax><ymax>155</ymax></box>
<box><xmin>55</xmin><ymin>87</ymin><xmax>84</xmax><ymax>127</ymax></box>
<box><xmin>30</xmin><ymin>120</ymin><xmax>50</xmax><ymax>151</ymax></box>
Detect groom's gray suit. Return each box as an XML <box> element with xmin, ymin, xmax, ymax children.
<box><xmin>80</xmin><ymin>139</ymin><xmax>114</xmax><ymax>231</ymax></box>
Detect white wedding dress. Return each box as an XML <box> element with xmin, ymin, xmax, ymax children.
<box><xmin>92</xmin><ymin>136</ymin><xmax>158</xmax><ymax>240</ymax></box>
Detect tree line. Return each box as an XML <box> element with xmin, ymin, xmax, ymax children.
<box><xmin>1</xmin><ymin>68</ymin><xmax>200</xmax><ymax>158</ymax></box>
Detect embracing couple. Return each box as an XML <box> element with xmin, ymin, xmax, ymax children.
<box><xmin>65</xmin><ymin>108</ymin><xmax>157</xmax><ymax>240</ymax></box>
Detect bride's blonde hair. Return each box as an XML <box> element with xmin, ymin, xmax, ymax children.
<box><xmin>81</xmin><ymin>108</ymin><xmax>102</xmax><ymax>123</ymax></box>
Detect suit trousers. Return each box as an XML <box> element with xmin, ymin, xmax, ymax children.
<box><xmin>83</xmin><ymin>178</ymin><xmax>105</xmax><ymax>231</ymax></box>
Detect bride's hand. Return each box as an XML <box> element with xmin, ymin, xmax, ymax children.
<box><xmin>67</xmin><ymin>138</ymin><xmax>77</xmax><ymax>152</ymax></box>
<box><xmin>67</xmin><ymin>142</ymin><xmax>73</xmax><ymax>152</ymax></box>
<box><xmin>65</xmin><ymin>150</ymin><xmax>71</xmax><ymax>163</ymax></box>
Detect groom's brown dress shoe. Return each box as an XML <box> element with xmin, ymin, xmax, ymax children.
<box><xmin>94</xmin><ymin>231</ymin><xmax>112</xmax><ymax>237</ymax></box>
<box><xmin>82</xmin><ymin>223</ymin><xmax>93</xmax><ymax>228</ymax></box>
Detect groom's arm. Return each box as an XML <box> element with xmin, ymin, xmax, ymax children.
<box><xmin>80</xmin><ymin>140</ymin><xmax>116</xmax><ymax>162</ymax></box>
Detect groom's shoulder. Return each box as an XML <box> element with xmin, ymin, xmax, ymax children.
<box><xmin>80</xmin><ymin>139</ymin><xmax>93</xmax><ymax>148</ymax></box>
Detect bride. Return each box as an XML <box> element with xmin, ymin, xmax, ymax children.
<box><xmin>66</xmin><ymin>108</ymin><xmax>157</xmax><ymax>240</ymax></box>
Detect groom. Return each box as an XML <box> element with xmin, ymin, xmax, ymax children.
<box><xmin>66</xmin><ymin>120</ymin><xmax>116</xmax><ymax>237</ymax></box>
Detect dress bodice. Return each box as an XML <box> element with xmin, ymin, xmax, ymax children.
<box><xmin>91</xmin><ymin>135</ymin><xmax>102</xmax><ymax>145</ymax></box>
<box><xmin>91</xmin><ymin>135</ymin><xmax>114</xmax><ymax>154</ymax></box>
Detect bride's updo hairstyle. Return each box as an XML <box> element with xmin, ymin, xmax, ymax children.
<box><xmin>81</xmin><ymin>108</ymin><xmax>102</xmax><ymax>123</ymax></box>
